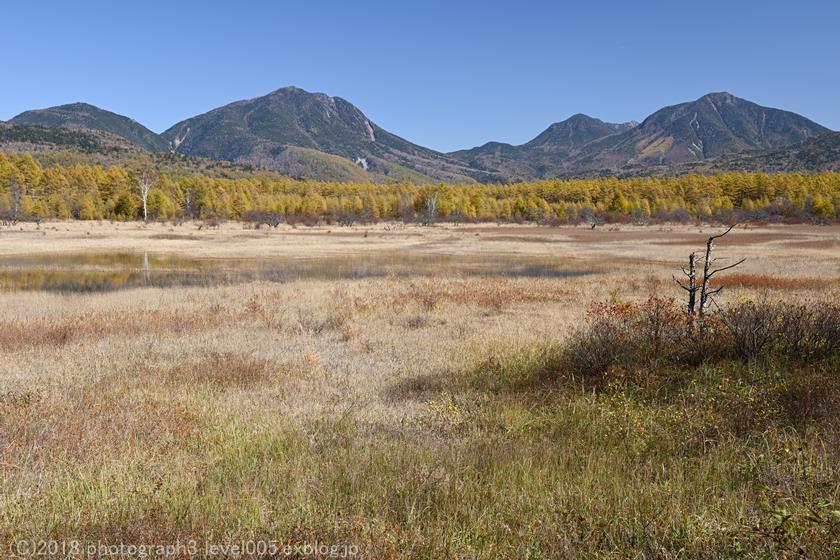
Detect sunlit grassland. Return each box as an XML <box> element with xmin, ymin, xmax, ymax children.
<box><xmin>0</xmin><ymin>223</ymin><xmax>838</xmax><ymax>558</ymax></box>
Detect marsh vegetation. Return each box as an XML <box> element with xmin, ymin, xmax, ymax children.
<box><xmin>0</xmin><ymin>222</ymin><xmax>838</xmax><ymax>558</ymax></box>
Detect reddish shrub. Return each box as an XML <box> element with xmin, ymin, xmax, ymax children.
<box><xmin>564</xmin><ymin>296</ymin><xmax>701</xmax><ymax>379</ymax></box>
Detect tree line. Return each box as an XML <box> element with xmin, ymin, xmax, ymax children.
<box><xmin>1</xmin><ymin>152</ymin><xmax>838</xmax><ymax>224</ymax></box>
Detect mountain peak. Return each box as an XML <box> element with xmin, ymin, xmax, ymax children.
<box><xmin>159</xmin><ymin>86</ymin><xmax>484</xmax><ymax>182</ymax></box>
<box><xmin>700</xmin><ymin>91</ymin><xmax>738</xmax><ymax>103</ymax></box>
<box><xmin>565</xmin><ymin>113</ymin><xmax>597</xmax><ymax>122</ymax></box>
<box><xmin>268</xmin><ymin>85</ymin><xmax>309</xmax><ymax>96</ymax></box>
<box><xmin>9</xmin><ymin>102</ymin><xmax>167</xmax><ymax>152</ymax></box>
<box><xmin>54</xmin><ymin>101</ymin><xmax>98</xmax><ymax>111</ymax></box>
<box><xmin>525</xmin><ymin>114</ymin><xmax>634</xmax><ymax>151</ymax></box>
<box><xmin>265</xmin><ymin>86</ymin><xmax>332</xmax><ymax>100</ymax></box>
<box><xmin>584</xmin><ymin>91</ymin><xmax>831</xmax><ymax>172</ymax></box>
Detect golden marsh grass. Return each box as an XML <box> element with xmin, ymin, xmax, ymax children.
<box><xmin>0</xmin><ymin>221</ymin><xmax>838</xmax><ymax>558</ymax></box>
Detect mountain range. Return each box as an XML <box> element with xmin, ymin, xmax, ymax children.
<box><xmin>2</xmin><ymin>88</ymin><xmax>836</xmax><ymax>182</ymax></box>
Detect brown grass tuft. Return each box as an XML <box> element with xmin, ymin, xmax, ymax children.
<box><xmin>0</xmin><ymin>320</ymin><xmax>76</xmax><ymax>350</ymax></box>
<box><xmin>404</xmin><ymin>314</ymin><xmax>430</xmax><ymax>329</ymax></box>
<box><xmin>393</xmin><ymin>278</ymin><xmax>572</xmax><ymax>311</ymax></box>
<box><xmin>299</xmin><ymin>351</ymin><xmax>322</xmax><ymax>371</ymax></box>
<box><xmin>165</xmin><ymin>353</ymin><xmax>274</xmax><ymax>387</ymax></box>
<box><xmin>0</xmin><ymin>393</ymin><xmax>198</xmax><ymax>468</ymax></box>
<box><xmin>0</xmin><ymin>307</ymin><xmax>231</xmax><ymax>352</ymax></box>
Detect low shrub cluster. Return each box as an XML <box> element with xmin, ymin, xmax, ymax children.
<box><xmin>565</xmin><ymin>296</ymin><xmax>840</xmax><ymax>379</ymax></box>
<box><xmin>720</xmin><ymin>299</ymin><xmax>840</xmax><ymax>361</ymax></box>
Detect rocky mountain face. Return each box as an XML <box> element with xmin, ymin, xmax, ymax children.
<box><xmin>660</xmin><ymin>131</ymin><xmax>840</xmax><ymax>176</ymax></box>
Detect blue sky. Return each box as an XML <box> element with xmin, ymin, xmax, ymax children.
<box><xmin>1</xmin><ymin>0</ymin><xmax>837</xmax><ymax>152</ymax></box>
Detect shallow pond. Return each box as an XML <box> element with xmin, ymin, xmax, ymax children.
<box><xmin>0</xmin><ymin>252</ymin><xmax>594</xmax><ymax>292</ymax></box>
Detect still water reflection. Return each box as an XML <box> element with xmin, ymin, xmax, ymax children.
<box><xmin>0</xmin><ymin>252</ymin><xmax>593</xmax><ymax>293</ymax></box>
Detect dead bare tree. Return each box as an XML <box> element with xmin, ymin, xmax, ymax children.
<box><xmin>136</xmin><ymin>173</ymin><xmax>154</xmax><ymax>222</ymax></box>
<box><xmin>183</xmin><ymin>189</ymin><xmax>194</xmax><ymax>219</ymax></box>
<box><xmin>699</xmin><ymin>224</ymin><xmax>746</xmax><ymax>318</ymax></box>
<box><xmin>10</xmin><ymin>179</ymin><xmax>21</xmax><ymax>223</ymax></box>
<box><xmin>580</xmin><ymin>208</ymin><xmax>603</xmax><ymax>229</ymax></box>
<box><xmin>423</xmin><ymin>193</ymin><xmax>438</xmax><ymax>226</ymax></box>
<box><xmin>674</xmin><ymin>224</ymin><xmax>746</xmax><ymax>324</ymax></box>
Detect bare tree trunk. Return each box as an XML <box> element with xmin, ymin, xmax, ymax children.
<box><xmin>699</xmin><ymin>224</ymin><xmax>746</xmax><ymax>320</ymax></box>
<box><xmin>674</xmin><ymin>252</ymin><xmax>698</xmax><ymax>314</ymax></box>
<box><xmin>424</xmin><ymin>194</ymin><xmax>438</xmax><ymax>225</ymax></box>
<box><xmin>699</xmin><ymin>235</ymin><xmax>715</xmax><ymax>316</ymax></box>
<box><xmin>184</xmin><ymin>190</ymin><xmax>193</xmax><ymax>219</ymax></box>
<box><xmin>137</xmin><ymin>174</ymin><xmax>153</xmax><ymax>222</ymax></box>
<box><xmin>687</xmin><ymin>253</ymin><xmax>697</xmax><ymax>314</ymax></box>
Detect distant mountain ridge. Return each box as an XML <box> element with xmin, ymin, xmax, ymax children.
<box><xmin>450</xmin><ymin>114</ymin><xmax>638</xmax><ymax>181</ymax></box>
<box><xmin>450</xmin><ymin>92</ymin><xmax>830</xmax><ymax>180</ymax></box>
<box><xmin>567</xmin><ymin>92</ymin><xmax>830</xmax><ymax>174</ymax></box>
<box><xmin>2</xmin><ymin>89</ymin><xmax>835</xmax><ymax>182</ymax></box>
<box><xmin>524</xmin><ymin>115</ymin><xmax>638</xmax><ymax>151</ymax></box>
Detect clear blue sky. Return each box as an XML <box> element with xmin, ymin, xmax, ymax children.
<box><xmin>1</xmin><ymin>0</ymin><xmax>837</xmax><ymax>152</ymax></box>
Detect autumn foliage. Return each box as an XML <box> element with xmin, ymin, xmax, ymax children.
<box><xmin>1</xmin><ymin>152</ymin><xmax>838</xmax><ymax>223</ymax></box>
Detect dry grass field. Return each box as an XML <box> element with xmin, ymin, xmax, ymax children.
<box><xmin>0</xmin><ymin>221</ymin><xmax>838</xmax><ymax>558</ymax></box>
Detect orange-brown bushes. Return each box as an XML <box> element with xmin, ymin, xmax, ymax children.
<box><xmin>716</xmin><ymin>273</ymin><xmax>838</xmax><ymax>290</ymax></box>
<box><xmin>0</xmin><ymin>307</ymin><xmax>232</xmax><ymax>351</ymax></box>
<box><xmin>564</xmin><ymin>297</ymin><xmax>702</xmax><ymax>379</ymax></box>
<box><xmin>393</xmin><ymin>278</ymin><xmax>573</xmax><ymax>311</ymax></box>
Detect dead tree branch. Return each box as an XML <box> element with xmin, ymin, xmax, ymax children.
<box><xmin>675</xmin><ymin>224</ymin><xmax>746</xmax><ymax>325</ymax></box>
<box><xmin>699</xmin><ymin>224</ymin><xmax>745</xmax><ymax>318</ymax></box>
<box><xmin>673</xmin><ymin>252</ymin><xmax>699</xmax><ymax>314</ymax></box>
